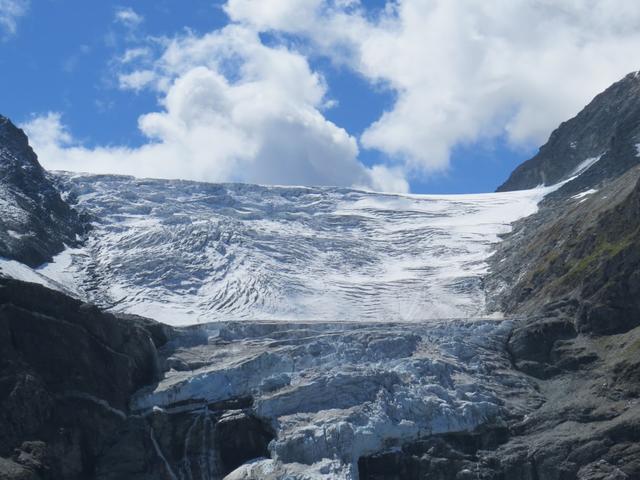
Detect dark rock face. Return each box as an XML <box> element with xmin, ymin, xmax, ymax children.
<box><xmin>498</xmin><ymin>71</ymin><xmax>640</xmax><ymax>192</ymax></box>
<box><xmin>215</xmin><ymin>411</ymin><xmax>273</xmax><ymax>475</ymax></box>
<box><xmin>102</xmin><ymin>407</ymin><xmax>275</xmax><ymax>480</ymax></box>
<box><xmin>0</xmin><ymin>279</ymin><xmax>165</xmax><ymax>411</ymax></box>
<box><xmin>358</xmin><ymin>427</ymin><xmax>509</xmax><ymax>480</ymax></box>
<box><xmin>0</xmin><ymin>115</ymin><xmax>87</xmax><ymax>267</ymax></box>
<box><xmin>0</xmin><ymin>278</ymin><xmax>275</xmax><ymax>480</ymax></box>
<box><xmin>92</xmin><ymin>405</ymin><xmax>273</xmax><ymax>480</ymax></box>
<box><xmin>506</xmin><ymin>317</ymin><xmax>580</xmax><ymax>379</ymax></box>
<box><xmin>0</xmin><ymin>278</ymin><xmax>165</xmax><ymax>478</ymax></box>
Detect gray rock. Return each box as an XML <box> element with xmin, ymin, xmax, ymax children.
<box><xmin>0</xmin><ymin>115</ymin><xmax>87</xmax><ymax>267</ymax></box>
<box><xmin>498</xmin><ymin>71</ymin><xmax>640</xmax><ymax>192</ymax></box>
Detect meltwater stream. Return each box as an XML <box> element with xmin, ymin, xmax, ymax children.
<box><xmin>37</xmin><ymin>173</ymin><xmax>552</xmax><ymax>325</ymax></box>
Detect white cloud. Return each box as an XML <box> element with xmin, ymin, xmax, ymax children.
<box><xmin>23</xmin><ymin>112</ymin><xmax>72</xmax><ymax>147</ymax></box>
<box><xmin>114</xmin><ymin>7</ymin><xmax>143</xmax><ymax>28</ymax></box>
<box><xmin>225</xmin><ymin>0</ymin><xmax>640</xmax><ymax>174</ymax></box>
<box><xmin>120</xmin><ymin>46</ymin><xmax>152</xmax><ymax>63</ymax></box>
<box><xmin>0</xmin><ymin>0</ymin><xmax>29</xmax><ymax>37</ymax></box>
<box><xmin>25</xmin><ymin>26</ymin><xmax>407</xmax><ymax>192</ymax></box>
<box><xmin>118</xmin><ymin>69</ymin><xmax>156</xmax><ymax>90</ymax></box>
<box><xmin>28</xmin><ymin>0</ymin><xmax>640</xmax><ymax>192</ymax></box>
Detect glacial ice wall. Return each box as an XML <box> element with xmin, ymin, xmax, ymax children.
<box><xmin>132</xmin><ymin>320</ymin><xmax>541</xmax><ymax>479</ymax></box>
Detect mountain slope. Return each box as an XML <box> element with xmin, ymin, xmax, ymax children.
<box><xmin>0</xmin><ymin>115</ymin><xmax>86</xmax><ymax>267</ymax></box>
<box><xmin>479</xmin><ymin>74</ymin><xmax>640</xmax><ymax>480</ymax></box>
<box><xmin>498</xmin><ymin>71</ymin><xmax>640</xmax><ymax>193</ymax></box>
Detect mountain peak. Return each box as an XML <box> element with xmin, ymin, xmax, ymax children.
<box><xmin>498</xmin><ymin>70</ymin><xmax>640</xmax><ymax>192</ymax></box>
<box><xmin>0</xmin><ymin>115</ymin><xmax>38</xmax><ymax>169</ymax></box>
<box><xmin>0</xmin><ymin>114</ymin><xmax>86</xmax><ymax>267</ymax></box>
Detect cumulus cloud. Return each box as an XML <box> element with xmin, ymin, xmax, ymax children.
<box><xmin>26</xmin><ymin>26</ymin><xmax>406</xmax><ymax>191</ymax></box>
<box><xmin>226</xmin><ymin>0</ymin><xmax>640</xmax><ymax>173</ymax></box>
<box><xmin>0</xmin><ymin>0</ymin><xmax>29</xmax><ymax>37</ymax></box>
<box><xmin>22</xmin><ymin>112</ymin><xmax>72</xmax><ymax>147</ymax></box>
<box><xmin>26</xmin><ymin>0</ymin><xmax>640</xmax><ymax>192</ymax></box>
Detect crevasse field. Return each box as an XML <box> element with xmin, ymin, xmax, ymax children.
<box><xmin>24</xmin><ymin>173</ymin><xmax>556</xmax><ymax>325</ymax></box>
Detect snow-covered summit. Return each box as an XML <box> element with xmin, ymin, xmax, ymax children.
<box><xmin>34</xmin><ymin>173</ymin><xmax>553</xmax><ymax>325</ymax></box>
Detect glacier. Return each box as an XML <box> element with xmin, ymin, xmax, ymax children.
<box><xmin>0</xmin><ymin>172</ymin><xmax>560</xmax><ymax>478</ymax></box>
<box><xmin>31</xmin><ymin>173</ymin><xmax>553</xmax><ymax>325</ymax></box>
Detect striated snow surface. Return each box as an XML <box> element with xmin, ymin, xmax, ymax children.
<box><xmin>33</xmin><ymin>173</ymin><xmax>553</xmax><ymax>325</ymax></box>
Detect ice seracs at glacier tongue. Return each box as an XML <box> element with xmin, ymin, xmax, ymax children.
<box><xmin>36</xmin><ymin>172</ymin><xmax>555</xmax><ymax>325</ymax></box>
<box><xmin>131</xmin><ymin>319</ymin><xmax>541</xmax><ymax>479</ymax></box>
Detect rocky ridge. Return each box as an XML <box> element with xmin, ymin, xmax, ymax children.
<box><xmin>0</xmin><ymin>115</ymin><xmax>86</xmax><ymax>267</ymax></box>
<box><xmin>498</xmin><ymin>71</ymin><xmax>640</xmax><ymax>193</ymax></box>
<box><xmin>478</xmin><ymin>72</ymin><xmax>640</xmax><ymax>479</ymax></box>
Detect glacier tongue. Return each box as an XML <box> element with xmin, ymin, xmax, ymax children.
<box><xmin>132</xmin><ymin>319</ymin><xmax>541</xmax><ymax>479</ymax></box>
<box><xmin>38</xmin><ymin>173</ymin><xmax>551</xmax><ymax>325</ymax></box>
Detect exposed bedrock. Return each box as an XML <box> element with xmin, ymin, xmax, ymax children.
<box><xmin>0</xmin><ymin>277</ymin><xmax>167</xmax><ymax>478</ymax></box>
<box><xmin>357</xmin><ymin>426</ymin><xmax>509</xmax><ymax>480</ymax></box>
<box><xmin>0</xmin><ymin>115</ymin><xmax>87</xmax><ymax>267</ymax></box>
<box><xmin>481</xmin><ymin>75</ymin><xmax>640</xmax><ymax>479</ymax></box>
<box><xmin>94</xmin><ymin>406</ymin><xmax>274</xmax><ymax>480</ymax></box>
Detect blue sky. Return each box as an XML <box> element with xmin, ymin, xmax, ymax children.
<box><xmin>2</xmin><ymin>1</ymin><xmax>639</xmax><ymax>193</ymax></box>
<box><xmin>1</xmin><ymin>1</ymin><xmax>228</xmax><ymax>147</ymax></box>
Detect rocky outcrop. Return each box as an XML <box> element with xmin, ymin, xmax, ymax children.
<box><xmin>0</xmin><ymin>115</ymin><xmax>87</xmax><ymax>267</ymax></box>
<box><xmin>0</xmin><ymin>278</ymin><xmax>168</xmax><ymax>478</ymax></box>
<box><xmin>488</xmin><ymin>163</ymin><xmax>640</xmax><ymax>334</ymax></box>
<box><xmin>358</xmin><ymin>426</ymin><xmax>509</xmax><ymax>480</ymax></box>
<box><xmin>357</xmin><ymin>324</ymin><xmax>640</xmax><ymax>480</ymax></box>
<box><xmin>481</xmin><ymin>72</ymin><xmax>640</xmax><ymax>480</ymax></box>
<box><xmin>498</xmin><ymin>71</ymin><xmax>640</xmax><ymax>193</ymax></box>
